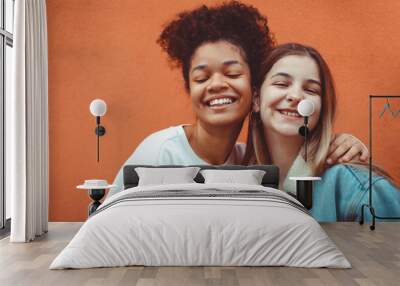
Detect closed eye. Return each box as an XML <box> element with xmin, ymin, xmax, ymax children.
<box><xmin>305</xmin><ymin>80</ymin><xmax>321</xmax><ymax>95</ymax></box>
<box><xmin>226</xmin><ymin>73</ymin><xmax>242</xmax><ymax>79</ymax></box>
<box><xmin>273</xmin><ymin>82</ymin><xmax>289</xmax><ymax>87</ymax></box>
<box><xmin>305</xmin><ymin>88</ymin><xmax>320</xmax><ymax>95</ymax></box>
<box><xmin>193</xmin><ymin>77</ymin><xmax>208</xmax><ymax>83</ymax></box>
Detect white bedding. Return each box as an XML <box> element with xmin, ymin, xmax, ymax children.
<box><xmin>50</xmin><ymin>183</ymin><xmax>350</xmax><ymax>269</ymax></box>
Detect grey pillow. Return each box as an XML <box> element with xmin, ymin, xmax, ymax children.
<box><xmin>135</xmin><ymin>167</ymin><xmax>201</xmax><ymax>186</ymax></box>
<box><xmin>200</xmin><ymin>169</ymin><xmax>266</xmax><ymax>185</ymax></box>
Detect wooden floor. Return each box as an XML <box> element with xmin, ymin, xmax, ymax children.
<box><xmin>0</xmin><ymin>222</ymin><xmax>399</xmax><ymax>286</ymax></box>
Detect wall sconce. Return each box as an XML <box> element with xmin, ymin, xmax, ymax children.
<box><xmin>293</xmin><ymin>99</ymin><xmax>320</xmax><ymax>210</ymax></box>
<box><xmin>89</xmin><ymin>99</ymin><xmax>107</xmax><ymax>162</ymax></box>
<box><xmin>297</xmin><ymin>99</ymin><xmax>315</xmax><ymax>162</ymax></box>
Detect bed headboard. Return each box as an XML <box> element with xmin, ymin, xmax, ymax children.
<box><xmin>123</xmin><ymin>165</ymin><xmax>279</xmax><ymax>189</ymax></box>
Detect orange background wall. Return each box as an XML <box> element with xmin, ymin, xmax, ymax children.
<box><xmin>47</xmin><ymin>0</ymin><xmax>400</xmax><ymax>221</ymax></box>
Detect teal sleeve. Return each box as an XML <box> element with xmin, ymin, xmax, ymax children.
<box><xmin>355</xmin><ymin>177</ymin><xmax>400</xmax><ymax>221</ymax></box>
<box><xmin>310</xmin><ymin>164</ymin><xmax>400</xmax><ymax>222</ymax></box>
<box><xmin>310</xmin><ymin>165</ymin><xmax>343</xmax><ymax>221</ymax></box>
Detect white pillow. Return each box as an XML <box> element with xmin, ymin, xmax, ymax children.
<box><xmin>200</xmin><ymin>169</ymin><xmax>266</xmax><ymax>185</ymax></box>
<box><xmin>135</xmin><ymin>167</ymin><xmax>200</xmax><ymax>186</ymax></box>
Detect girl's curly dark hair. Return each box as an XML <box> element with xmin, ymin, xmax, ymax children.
<box><xmin>157</xmin><ymin>1</ymin><xmax>275</xmax><ymax>91</ymax></box>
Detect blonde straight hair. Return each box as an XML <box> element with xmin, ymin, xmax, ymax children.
<box><xmin>243</xmin><ymin>43</ymin><xmax>336</xmax><ymax>176</ymax></box>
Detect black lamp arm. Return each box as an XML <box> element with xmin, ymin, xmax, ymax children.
<box><xmin>304</xmin><ymin>116</ymin><xmax>308</xmax><ymax>162</ymax></box>
<box><xmin>94</xmin><ymin>116</ymin><xmax>106</xmax><ymax>162</ymax></box>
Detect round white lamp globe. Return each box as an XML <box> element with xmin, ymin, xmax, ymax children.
<box><xmin>297</xmin><ymin>99</ymin><xmax>315</xmax><ymax>117</ymax></box>
<box><xmin>90</xmin><ymin>99</ymin><xmax>107</xmax><ymax>117</ymax></box>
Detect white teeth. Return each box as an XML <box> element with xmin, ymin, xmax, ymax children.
<box><xmin>209</xmin><ymin>98</ymin><xmax>233</xmax><ymax>106</ymax></box>
<box><xmin>280</xmin><ymin>110</ymin><xmax>300</xmax><ymax>117</ymax></box>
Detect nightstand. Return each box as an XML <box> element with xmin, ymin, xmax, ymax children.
<box><xmin>289</xmin><ymin>176</ymin><xmax>321</xmax><ymax>210</ymax></box>
<box><xmin>77</xmin><ymin>180</ymin><xmax>115</xmax><ymax>216</ymax></box>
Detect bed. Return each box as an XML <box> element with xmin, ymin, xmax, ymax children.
<box><xmin>50</xmin><ymin>165</ymin><xmax>350</xmax><ymax>269</ymax></box>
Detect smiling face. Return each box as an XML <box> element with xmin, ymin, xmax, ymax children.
<box><xmin>257</xmin><ymin>55</ymin><xmax>322</xmax><ymax>137</ymax></box>
<box><xmin>189</xmin><ymin>40</ymin><xmax>252</xmax><ymax>128</ymax></box>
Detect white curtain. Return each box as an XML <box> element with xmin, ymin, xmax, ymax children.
<box><xmin>9</xmin><ymin>0</ymin><xmax>49</xmax><ymax>242</ymax></box>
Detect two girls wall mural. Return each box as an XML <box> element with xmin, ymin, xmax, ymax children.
<box><xmin>47</xmin><ymin>1</ymin><xmax>400</xmax><ymax>221</ymax></box>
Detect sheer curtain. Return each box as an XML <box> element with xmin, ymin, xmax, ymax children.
<box><xmin>9</xmin><ymin>0</ymin><xmax>48</xmax><ymax>242</ymax></box>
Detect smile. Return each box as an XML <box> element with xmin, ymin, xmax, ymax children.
<box><xmin>206</xmin><ymin>97</ymin><xmax>236</xmax><ymax>107</ymax></box>
<box><xmin>278</xmin><ymin>110</ymin><xmax>301</xmax><ymax>118</ymax></box>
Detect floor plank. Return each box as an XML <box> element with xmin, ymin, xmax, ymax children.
<box><xmin>0</xmin><ymin>222</ymin><xmax>399</xmax><ymax>286</ymax></box>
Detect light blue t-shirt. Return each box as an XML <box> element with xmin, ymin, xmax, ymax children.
<box><xmin>108</xmin><ymin>125</ymin><xmax>245</xmax><ymax>198</ymax></box>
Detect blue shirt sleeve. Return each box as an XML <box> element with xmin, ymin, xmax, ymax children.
<box><xmin>310</xmin><ymin>164</ymin><xmax>400</xmax><ymax>222</ymax></box>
